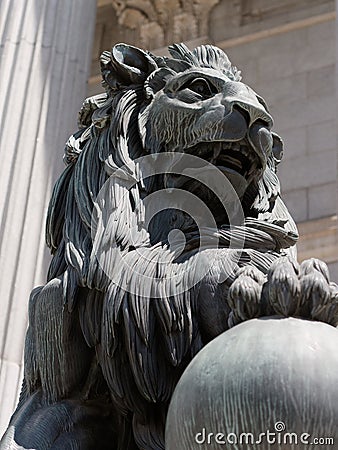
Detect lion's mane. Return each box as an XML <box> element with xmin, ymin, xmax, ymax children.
<box><xmin>26</xmin><ymin>43</ymin><xmax>298</xmax><ymax>448</ymax></box>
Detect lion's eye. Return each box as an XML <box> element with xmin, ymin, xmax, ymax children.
<box><xmin>183</xmin><ymin>78</ymin><xmax>215</xmax><ymax>97</ymax></box>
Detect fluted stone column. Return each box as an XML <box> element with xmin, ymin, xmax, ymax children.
<box><xmin>0</xmin><ymin>0</ymin><xmax>97</xmax><ymax>435</ymax></box>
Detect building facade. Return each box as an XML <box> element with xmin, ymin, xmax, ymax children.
<box><xmin>0</xmin><ymin>0</ymin><xmax>337</xmax><ymax>436</ymax></box>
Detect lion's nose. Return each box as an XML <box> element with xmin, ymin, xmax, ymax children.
<box><xmin>221</xmin><ymin>81</ymin><xmax>273</xmax><ymax>128</ymax></box>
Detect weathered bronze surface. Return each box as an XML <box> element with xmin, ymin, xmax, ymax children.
<box><xmin>1</xmin><ymin>43</ymin><xmax>337</xmax><ymax>450</ymax></box>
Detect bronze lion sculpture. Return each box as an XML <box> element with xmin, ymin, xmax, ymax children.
<box><xmin>1</xmin><ymin>43</ymin><xmax>337</xmax><ymax>450</ymax></box>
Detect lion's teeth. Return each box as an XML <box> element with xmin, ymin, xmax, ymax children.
<box><xmin>240</xmin><ymin>145</ymin><xmax>250</xmax><ymax>156</ymax></box>
<box><xmin>222</xmin><ymin>142</ymin><xmax>232</xmax><ymax>150</ymax></box>
<box><xmin>221</xmin><ymin>156</ymin><xmax>242</xmax><ymax>168</ymax></box>
<box><xmin>213</xmin><ymin>146</ymin><xmax>221</xmax><ymax>160</ymax></box>
<box><xmin>188</xmin><ymin>139</ymin><xmax>262</xmax><ymax>181</ymax></box>
<box><xmin>248</xmin><ymin>164</ymin><xmax>257</xmax><ymax>176</ymax></box>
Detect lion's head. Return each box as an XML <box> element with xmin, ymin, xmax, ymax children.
<box><xmin>44</xmin><ymin>42</ymin><xmax>298</xmax><ymax>448</ymax></box>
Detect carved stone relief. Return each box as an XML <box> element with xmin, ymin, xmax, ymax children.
<box><xmin>111</xmin><ymin>0</ymin><xmax>220</xmax><ymax>49</ymax></box>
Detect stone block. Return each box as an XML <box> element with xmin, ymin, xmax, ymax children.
<box><xmin>306</xmin><ymin>18</ymin><xmax>335</xmax><ymax>44</ymax></box>
<box><xmin>257</xmin><ymin>72</ymin><xmax>307</xmax><ymax>108</ymax></box>
<box><xmin>271</xmin><ymin>94</ymin><xmax>335</xmax><ymax>130</ymax></box>
<box><xmin>259</xmin><ymin>26</ymin><xmax>308</xmax><ymax>55</ymax></box>
<box><xmin>257</xmin><ymin>48</ymin><xmax>298</xmax><ymax>82</ymax></box>
<box><xmin>307</xmin><ymin>64</ymin><xmax>335</xmax><ymax>99</ymax></box>
<box><xmin>295</xmin><ymin>37</ymin><xmax>335</xmax><ymax>73</ymax></box>
<box><xmin>280</xmin><ymin>126</ymin><xmax>307</xmax><ymax>159</ymax></box>
<box><xmin>281</xmin><ymin>188</ymin><xmax>308</xmax><ymax>223</ymax></box>
<box><xmin>307</xmin><ymin>119</ymin><xmax>336</xmax><ymax>154</ymax></box>
<box><xmin>328</xmin><ymin>261</ymin><xmax>338</xmax><ymax>283</ymax></box>
<box><xmin>308</xmin><ymin>182</ymin><xmax>338</xmax><ymax>220</ymax></box>
<box><xmin>290</xmin><ymin>3</ymin><xmax>335</xmax><ymax>23</ymax></box>
<box><xmin>278</xmin><ymin>149</ymin><xmax>337</xmax><ymax>191</ymax></box>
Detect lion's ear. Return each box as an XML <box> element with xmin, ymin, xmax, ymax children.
<box><xmin>101</xmin><ymin>43</ymin><xmax>157</xmax><ymax>90</ymax></box>
<box><xmin>272</xmin><ymin>132</ymin><xmax>284</xmax><ymax>164</ymax></box>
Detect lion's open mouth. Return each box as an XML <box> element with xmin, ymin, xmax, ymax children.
<box><xmin>163</xmin><ymin>138</ymin><xmax>264</xmax><ymax>205</ymax></box>
<box><xmin>162</xmin><ymin>136</ymin><xmax>267</xmax><ymax>228</ymax></box>
<box><xmin>186</xmin><ymin>139</ymin><xmax>262</xmax><ymax>183</ymax></box>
